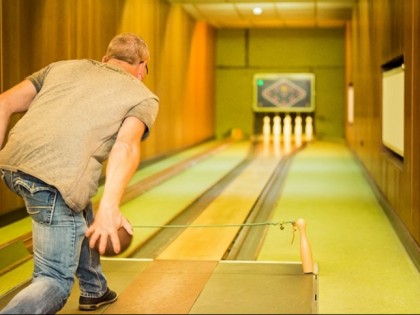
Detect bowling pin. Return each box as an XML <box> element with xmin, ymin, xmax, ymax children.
<box><xmin>294</xmin><ymin>114</ymin><xmax>302</xmax><ymax>137</ymax></box>
<box><xmin>305</xmin><ymin>116</ymin><xmax>313</xmax><ymax>141</ymax></box>
<box><xmin>272</xmin><ymin>115</ymin><xmax>281</xmax><ymax>137</ymax></box>
<box><xmin>272</xmin><ymin>115</ymin><xmax>281</xmax><ymax>147</ymax></box>
<box><xmin>283</xmin><ymin>114</ymin><xmax>292</xmax><ymax>138</ymax></box>
<box><xmin>263</xmin><ymin>115</ymin><xmax>271</xmax><ymax>143</ymax></box>
<box><xmin>283</xmin><ymin>114</ymin><xmax>292</xmax><ymax>153</ymax></box>
<box><xmin>294</xmin><ymin>218</ymin><xmax>314</xmax><ymax>273</ymax></box>
<box><xmin>294</xmin><ymin>114</ymin><xmax>302</xmax><ymax>147</ymax></box>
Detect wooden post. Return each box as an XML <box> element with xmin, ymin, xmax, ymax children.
<box><xmin>294</xmin><ymin>218</ymin><xmax>314</xmax><ymax>273</ymax></box>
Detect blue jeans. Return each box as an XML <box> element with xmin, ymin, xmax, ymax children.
<box><xmin>0</xmin><ymin>170</ymin><xmax>108</xmax><ymax>314</ymax></box>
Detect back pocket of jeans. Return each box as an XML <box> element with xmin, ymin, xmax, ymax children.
<box><xmin>16</xmin><ymin>179</ymin><xmax>57</xmax><ymax>225</ymax></box>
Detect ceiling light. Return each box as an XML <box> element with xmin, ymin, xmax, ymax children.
<box><xmin>253</xmin><ymin>7</ymin><xmax>263</xmax><ymax>15</ymax></box>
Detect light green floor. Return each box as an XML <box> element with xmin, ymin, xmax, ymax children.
<box><xmin>258</xmin><ymin>139</ymin><xmax>420</xmax><ymax>314</ymax></box>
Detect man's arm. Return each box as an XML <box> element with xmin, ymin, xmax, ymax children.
<box><xmin>0</xmin><ymin>80</ymin><xmax>37</xmax><ymax>148</ymax></box>
<box><xmin>86</xmin><ymin>116</ymin><xmax>146</xmax><ymax>255</ymax></box>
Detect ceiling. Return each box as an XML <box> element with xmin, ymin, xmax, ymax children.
<box><xmin>166</xmin><ymin>0</ymin><xmax>355</xmax><ymax>28</ymax></box>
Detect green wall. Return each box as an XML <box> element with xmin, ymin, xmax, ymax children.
<box><xmin>215</xmin><ymin>28</ymin><xmax>345</xmax><ymax>140</ymax></box>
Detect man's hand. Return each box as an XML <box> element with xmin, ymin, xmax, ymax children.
<box><xmin>85</xmin><ymin>206</ymin><xmax>133</xmax><ymax>255</ymax></box>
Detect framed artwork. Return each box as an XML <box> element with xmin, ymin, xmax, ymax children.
<box><xmin>253</xmin><ymin>73</ymin><xmax>315</xmax><ymax>113</ymax></box>
<box><xmin>382</xmin><ymin>65</ymin><xmax>404</xmax><ymax>157</ymax></box>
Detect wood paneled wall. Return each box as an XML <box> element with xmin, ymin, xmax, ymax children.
<box><xmin>347</xmin><ymin>0</ymin><xmax>420</xmax><ymax>247</ymax></box>
<box><xmin>0</xmin><ymin>1</ymin><xmax>2</xmax><ymax>92</ymax></box>
<box><xmin>412</xmin><ymin>0</ymin><xmax>420</xmax><ymax>244</ymax></box>
<box><xmin>0</xmin><ymin>0</ymin><xmax>215</xmax><ymax>217</ymax></box>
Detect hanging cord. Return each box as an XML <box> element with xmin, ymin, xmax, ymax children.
<box><xmin>132</xmin><ymin>220</ymin><xmax>297</xmax><ymax>243</ymax></box>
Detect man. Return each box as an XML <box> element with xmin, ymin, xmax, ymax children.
<box><xmin>0</xmin><ymin>32</ymin><xmax>159</xmax><ymax>314</ymax></box>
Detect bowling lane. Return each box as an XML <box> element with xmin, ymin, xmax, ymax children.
<box><xmin>112</xmin><ymin>140</ymin><xmax>252</xmax><ymax>257</ymax></box>
<box><xmin>156</xmin><ymin>149</ymin><xmax>282</xmax><ymax>260</ymax></box>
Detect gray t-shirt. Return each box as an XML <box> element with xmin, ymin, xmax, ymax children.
<box><xmin>0</xmin><ymin>59</ymin><xmax>159</xmax><ymax>212</ymax></box>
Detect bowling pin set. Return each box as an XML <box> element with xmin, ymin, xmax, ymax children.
<box><xmin>262</xmin><ymin>113</ymin><xmax>313</xmax><ymax>144</ymax></box>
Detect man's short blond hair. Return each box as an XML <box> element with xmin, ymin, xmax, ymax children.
<box><xmin>105</xmin><ymin>32</ymin><xmax>149</xmax><ymax>65</ymax></box>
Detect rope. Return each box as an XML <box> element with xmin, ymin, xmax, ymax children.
<box><xmin>132</xmin><ymin>220</ymin><xmax>295</xmax><ymax>230</ymax></box>
<box><xmin>132</xmin><ymin>220</ymin><xmax>298</xmax><ymax>244</ymax></box>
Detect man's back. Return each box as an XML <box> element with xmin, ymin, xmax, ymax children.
<box><xmin>0</xmin><ymin>59</ymin><xmax>158</xmax><ymax>212</ymax></box>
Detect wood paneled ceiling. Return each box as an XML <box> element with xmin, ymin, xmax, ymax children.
<box><xmin>167</xmin><ymin>0</ymin><xmax>355</xmax><ymax>28</ymax></box>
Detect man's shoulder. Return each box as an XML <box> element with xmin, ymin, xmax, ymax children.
<box><xmin>49</xmin><ymin>59</ymin><xmax>96</xmax><ymax>67</ymax></box>
<box><xmin>43</xmin><ymin>60</ymin><xmax>104</xmax><ymax>77</ymax></box>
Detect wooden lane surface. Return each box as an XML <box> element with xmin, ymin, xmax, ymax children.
<box><xmin>112</xmin><ymin>141</ymin><xmax>251</xmax><ymax>258</ymax></box>
<box><xmin>156</xmin><ymin>144</ymin><xmax>284</xmax><ymax>261</ymax></box>
<box><xmin>188</xmin><ymin>261</ymin><xmax>316</xmax><ymax>314</ymax></box>
<box><xmin>103</xmin><ymin>260</ymin><xmax>219</xmax><ymax>314</ymax></box>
